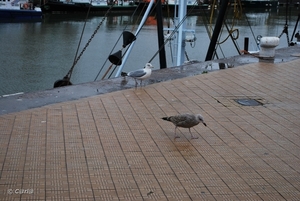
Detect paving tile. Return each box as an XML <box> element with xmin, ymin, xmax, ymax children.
<box><xmin>115</xmin><ymin>188</ymin><xmax>142</xmax><ymax>200</ymax></box>
<box><xmin>235</xmin><ymin>192</ymin><xmax>263</xmax><ymax>201</ymax></box>
<box><xmin>93</xmin><ymin>189</ymin><xmax>119</xmax><ymax>200</ymax></box>
<box><xmin>1</xmin><ymin>59</ymin><xmax>300</xmax><ymax>200</ymax></box>
<box><xmin>44</xmin><ymin>190</ymin><xmax>70</xmax><ymax>200</ymax></box>
<box><xmin>213</xmin><ymin>193</ymin><xmax>239</xmax><ymax>201</ymax></box>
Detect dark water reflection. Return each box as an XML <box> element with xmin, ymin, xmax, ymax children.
<box><xmin>0</xmin><ymin>7</ymin><xmax>299</xmax><ymax>95</ymax></box>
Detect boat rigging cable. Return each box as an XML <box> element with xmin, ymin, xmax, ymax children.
<box><xmin>93</xmin><ymin>1</ymin><xmax>147</xmax><ymax>81</ymax></box>
<box><xmin>164</xmin><ymin>0</ymin><xmax>198</xmax><ymax>64</ymax></box>
<box><xmin>165</xmin><ymin>1</ymin><xmax>175</xmax><ymax>64</ymax></box>
<box><xmin>201</xmin><ymin>5</ymin><xmax>220</xmax><ymax>59</ymax></box>
<box><xmin>113</xmin><ymin>0</ymin><xmax>158</xmax><ymax>78</ymax></box>
<box><xmin>150</xmin><ymin>0</ymin><xmax>243</xmax><ymax>64</ymax></box>
<box><xmin>106</xmin><ymin>2</ymin><xmax>160</xmax><ymax>79</ymax></box>
<box><xmin>206</xmin><ymin>0</ymin><xmax>262</xmax><ymax>59</ymax></box>
<box><xmin>201</xmin><ymin>2</ymin><xmax>237</xmax><ymax>59</ymax></box>
<box><xmin>147</xmin><ymin>0</ymin><xmax>199</xmax><ymax>64</ymax></box>
<box><xmin>211</xmin><ymin>0</ymin><xmax>243</xmax><ymax>59</ymax></box>
<box><xmin>290</xmin><ymin>12</ymin><xmax>300</xmax><ymax>44</ymax></box>
<box><xmin>243</xmin><ymin>9</ymin><xmax>261</xmax><ymax>51</ymax></box>
<box><xmin>95</xmin><ymin>1</ymin><xmax>161</xmax><ymax>80</ymax></box>
<box><xmin>278</xmin><ymin>0</ymin><xmax>291</xmax><ymax>46</ymax></box>
<box><xmin>216</xmin><ymin>11</ymin><xmax>241</xmax><ymax>44</ymax></box>
<box><xmin>54</xmin><ymin>1</ymin><xmax>115</xmax><ymax>88</ymax></box>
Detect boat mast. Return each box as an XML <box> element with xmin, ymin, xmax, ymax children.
<box><xmin>176</xmin><ymin>0</ymin><xmax>187</xmax><ymax>66</ymax></box>
<box><xmin>164</xmin><ymin>0</ymin><xmax>195</xmax><ymax>66</ymax></box>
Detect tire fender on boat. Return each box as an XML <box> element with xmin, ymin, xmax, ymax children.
<box><xmin>53</xmin><ymin>77</ymin><xmax>72</xmax><ymax>88</ymax></box>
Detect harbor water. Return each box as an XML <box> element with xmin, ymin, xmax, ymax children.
<box><xmin>0</xmin><ymin>7</ymin><xmax>299</xmax><ymax>96</ymax></box>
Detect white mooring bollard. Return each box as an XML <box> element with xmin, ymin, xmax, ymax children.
<box><xmin>259</xmin><ymin>37</ymin><xmax>280</xmax><ymax>58</ymax></box>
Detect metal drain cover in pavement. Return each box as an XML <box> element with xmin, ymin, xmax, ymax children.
<box><xmin>235</xmin><ymin>99</ymin><xmax>263</xmax><ymax>106</ymax></box>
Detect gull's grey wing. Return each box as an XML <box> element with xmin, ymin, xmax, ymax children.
<box><xmin>170</xmin><ymin>115</ymin><xmax>188</xmax><ymax>125</ymax></box>
<box><xmin>128</xmin><ymin>69</ymin><xmax>146</xmax><ymax>78</ymax></box>
<box><xmin>172</xmin><ymin>114</ymin><xmax>197</xmax><ymax>128</ymax></box>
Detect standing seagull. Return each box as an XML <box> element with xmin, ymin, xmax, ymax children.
<box><xmin>162</xmin><ymin>114</ymin><xmax>207</xmax><ymax>139</ymax></box>
<box><xmin>121</xmin><ymin>63</ymin><xmax>154</xmax><ymax>87</ymax></box>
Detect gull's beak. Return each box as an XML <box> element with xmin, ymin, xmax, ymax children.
<box><xmin>203</xmin><ymin>122</ymin><xmax>207</xmax><ymax>126</ymax></box>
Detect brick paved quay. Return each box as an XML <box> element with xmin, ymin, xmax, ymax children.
<box><xmin>0</xmin><ymin>58</ymin><xmax>300</xmax><ymax>200</ymax></box>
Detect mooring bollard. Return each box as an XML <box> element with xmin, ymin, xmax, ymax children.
<box><xmin>259</xmin><ymin>37</ymin><xmax>280</xmax><ymax>58</ymax></box>
<box><xmin>244</xmin><ymin>37</ymin><xmax>249</xmax><ymax>52</ymax></box>
<box><xmin>295</xmin><ymin>31</ymin><xmax>300</xmax><ymax>42</ymax></box>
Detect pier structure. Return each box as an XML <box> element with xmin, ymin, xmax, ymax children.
<box><xmin>0</xmin><ymin>46</ymin><xmax>300</xmax><ymax>200</ymax></box>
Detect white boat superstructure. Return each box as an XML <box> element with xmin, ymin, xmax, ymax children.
<box><xmin>0</xmin><ymin>0</ymin><xmax>42</xmax><ymax>20</ymax></box>
<box><xmin>62</xmin><ymin>0</ymin><xmax>134</xmax><ymax>6</ymax></box>
<box><xmin>71</xmin><ymin>0</ymin><xmax>107</xmax><ymax>5</ymax></box>
<box><xmin>166</xmin><ymin>0</ymin><xmax>199</xmax><ymax>6</ymax></box>
<box><xmin>164</xmin><ymin>0</ymin><xmax>197</xmax><ymax>66</ymax></box>
<box><xmin>0</xmin><ymin>0</ymin><xmax>38</xmax><ymax>10</ymax></box>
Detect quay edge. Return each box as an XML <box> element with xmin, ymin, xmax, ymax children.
<box><xmin>0</xmin><ymin>45</ymin><xmax>299</xmax><ymax>116</ymax></box>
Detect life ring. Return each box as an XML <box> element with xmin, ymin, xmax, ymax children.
<box><xmin>23</xmin><ymin>3</ymin><xmax>28</xmax><ymax>9</ymax></box>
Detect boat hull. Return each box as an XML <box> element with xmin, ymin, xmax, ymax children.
<box><xmin>0</xmin><ymin>9</ymin><xmax>42</xmax><ymax>20</ymax></box>
<box><xmin>240</xmin><ymin>0</ymin><xmax>278</xmax><ymax>7</ymax></box>
<box><xmin>135</xmin><ymin>0</ymin><xmax>278</xmax><ymax>10</ymax></box>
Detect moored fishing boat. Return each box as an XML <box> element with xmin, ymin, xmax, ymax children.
<box><xmin>238</xmin><ymin>0</ymin><xmax>278</xmax><ymax>8</ymax></box>
<box><xmin>41</xmin><ymin>0</ymin><xmax>138</xmax><ymax>14</ymax></box>
<box><xmin>241</xmin><ymin>0</ymin><xmax>278</xmax><ymax>8</ymax></box>
<box><xmin>166</xmin><ymin>0</ymin><xmax>200</xmax><ymax>6</ymax></box>
<box><xmin>0</xmin><ymin>0</ymin><xmax>42</xmax><ymax>20</ymax></box>
<box><xmin>135</xmin><ymin>0</ymin><xmax>209</xmax><ymax>9</ymax></box>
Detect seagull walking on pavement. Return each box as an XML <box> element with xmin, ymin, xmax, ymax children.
<box><xmin>121</xmin><ymin>63</ymin><xmax>154</xmax><ymax>87</ymax></box>
<box><xmin>162</xmin><ymin>113</ymin><xmax>207</xmax><ymax>139</ymax></box>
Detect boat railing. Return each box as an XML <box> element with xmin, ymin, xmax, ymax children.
<box><xmin>12</xmin><ymin>0</ymin><xmax>20</xmax><ymax>4</ymax></box>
